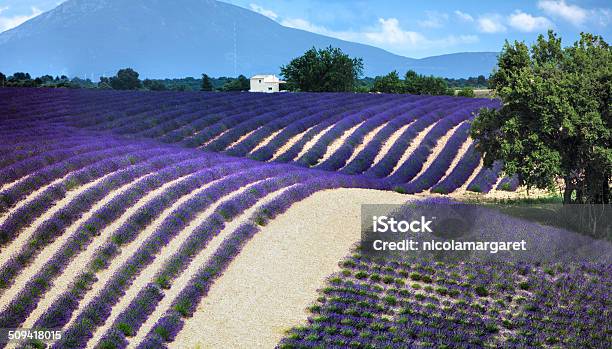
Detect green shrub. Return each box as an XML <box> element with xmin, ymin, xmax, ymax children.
<box><xmin>474</xmin><ymin>285</ymin><xmax>489</xmax><ymax>297</ymax></box>
<box><xmin>174</xmin><ymin>299</ymin><xmax>192</xmax><ymax>317</ymax></box>
<box><xmin>117</xmin><ymin>322</ymin><xmax>133</xmax><ymax>336</ymax></box>
<box><xmin>383</xmin><ymin>295</ymin><xmax>398</xmax><ymax>306</ymax></box>
<box><xmin>431</xmin><ymin>187</ymin><xmax>448</xmax><ymax>194</ymax></box>
<box><xmin>409</xmin><ymin>272</ymin><xmax>421</xmax><ymax>281</ymax></box>
<box><xmin>468</xmin><ymin>184</ymin><xmax>482</xmax><ymax>193</ymax></box>
<box><xmin>393</xmin><ymin>186</ymin><xmax>407</xmax><ymax>194</ymax></box>
<box><xmin>457</xmin><ymin>87</ymin><xmax>475</xmax><ymax>97</ymax></box>
<box><xmin>518</xmin><ymin>281</ymin><xmax>530</xmax><ymax>290</ymax></box>
<box><xmin>355</xmin><ymin>271</ymin><xmax>368</xmax><ymax>279</ymax></box>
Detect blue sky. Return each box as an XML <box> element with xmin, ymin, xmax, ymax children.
<box><xmin>0</xmin><ymin>0</ymin><xmax>610</xmax><ymax>57</ymax></box>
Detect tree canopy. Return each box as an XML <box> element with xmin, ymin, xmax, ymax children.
<box><xmin>456</xmin><ymin>87</ymin><xmax>475</xmax><ymax>98</ymax></box>
<box><xmin>221</xmin><ymin>74</ymin><xmax>249</xmax><ymax>91</ymax></box>
<box><xmin>143</xmin><ymin>79</ymin><xmax>167</xmax><ymax>91</ymax></box>
<box><xmin>104</xmin><ymin>68</ymin><xmax>142</xmax><ymax>90</ymax></box>
<box><xmin>404</xmin><ymin>70</ymin><xmax>453</xmax><ymax>96</ymax></box>
<box><xmin>281</xmin><ymin>46</ymin><xmax>363</xmax><ymax>92</ymax></box>
<box><xmin>369</xmin><ymin>70</ymin><xmax>456</xmax><ymax>96</ymax></box>
<box><xmin>201</xmin><ymin>74</ymin><xmax>213</xmax><ymax>91</ymax></box>
<box><xmin>471</xmin><ymin>31</ymin><xmax>611</xmax><ymax>204</ymax></box>
<box><xmin>371</xmin><ymin>71</ymin><xmax>404</xmax><ymax>94</ymax></box>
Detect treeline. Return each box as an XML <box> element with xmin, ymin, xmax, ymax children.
<box><xmin>356</xmin><ymin>75</ymin><xmax>488</xmax><ymax>91</ymax></box>
<box><xmin>95</xmin><ymin>69</ymin><xmax>252</xmax><ymax>91</ymax></box>
<box><xmin>141</xmin><ymin>74</ymin><xmax>251</xmax><ymax>91</ymax></box>
<box><xmin>280</xmin><ymin>47</ymin><xmax>484</xmax><ymax>97</ymax></box>
<box><xmin>0</xmin><ymin>69</ymin><xmax>252</xmax><ymax>92</ymax></box>
<box><xmin>1</xmin><ymin>46</ymin><xmax>488</xmax><ymax>96</ymax></box>
<box><xmin>0</xmin><ymin>72</ymin><xmax>96</xmax><ymax>88</ymax></box>
<box><xmin>367</xmin><ymin>70</ymin><xmax>477</xmax><ymax>97</ymax></box>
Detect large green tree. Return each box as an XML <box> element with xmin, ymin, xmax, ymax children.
<box><xmin>404</xmin><ymin>70</ymin><xmax>452</xmax><ymax>96</ymax></box>
<box><xmin>109</xmin><ymin>68</ymin><xmax>142</xmax><ymax>90</ymax></box>
<box><xmin>221</xmin><ymin>75</ymin><xmax>249</xmax><ymax>91</ymax></box>
<box><xmin>372</xmin><ymin>71</ymin><xmax>404</xmax><ymax>94</ymax></box>
<box><xmin>281</xmin><ymin>46</ymin><xmax>363</xmax><ymax>92</ymax></box>
<box><xmin>201</xmin><ymin>74</ymin><xmax>213</xmax><ymax>91</ymax></box>
<box><xmin>471</xmin><ymin>31</ymin><xmax>611</xmax><ymax>204</ymax></box>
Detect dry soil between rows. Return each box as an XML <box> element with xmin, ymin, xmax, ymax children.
<box><xmin>172</xmin><ymin>188</ymin><xmax>414</xmax><ymax>349</ymax></box>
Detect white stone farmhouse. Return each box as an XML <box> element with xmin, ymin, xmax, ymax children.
<box><xmin>249</xmin><ymin>74</ymin><xmax>286</xmax><ymax>93</ymax></box>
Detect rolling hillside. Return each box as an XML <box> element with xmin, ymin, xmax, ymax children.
<box><xmin>0</xmin><ymin>88</ymin><xmax>609</xmax><ymax>349</ymax></box>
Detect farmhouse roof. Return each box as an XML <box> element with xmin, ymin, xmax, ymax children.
<box><xmin>250</xmin><ymin>74</ymin><xmax>286</xmax><ymax>83</ymax></box>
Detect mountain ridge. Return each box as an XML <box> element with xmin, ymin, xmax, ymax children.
<box><xmin>0</xmin><ymin>0</ymin><xmax>499</xmax><ymax>78</ymax></box>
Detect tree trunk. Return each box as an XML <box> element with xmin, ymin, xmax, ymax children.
<box><xmin>563</xmin><ymin>176</ymin><xmax>574</xmax><ymax>204</ymax></box>
<box><xmin>602</xmin><ymin>178</ymin><xmax>610</xmax><ymax>204</ymax></box>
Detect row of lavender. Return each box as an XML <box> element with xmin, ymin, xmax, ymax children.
<box><xmin>0</xmin><ymin>117</ymin><xmax>389</xmax><ymax>348</ymax></box>
<box><xmin>0</xmin><ymin>88</ymin><xmax>516</xmax><ymax>195</ymax></box>
<box><xmin>278</xmin><ymin>250</ymin><xmax>609</xmax><ymax>348</ymax></box>
<box><xmin>277</xmin><ymin>199</ymin><xmax>610</xmax><ymax>348</ymax></box>
<box><xmin>0</xmin><ymin>88</ymin><xmax>593</xmax><ymax>349</ymax></box>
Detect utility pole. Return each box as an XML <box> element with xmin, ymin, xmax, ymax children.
<box><xmin>233</xmin><ymin>20</ymin><xmax>237</xmax><ymax>76</ymax></box>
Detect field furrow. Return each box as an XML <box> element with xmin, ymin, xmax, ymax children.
<box><xmin>103</xmin><ymin>181</ymin><xmax>297</xmax><ymax>349</ymax></box>
<box><xmin>0</xmin><ymin>89</ymin><xmax>540</xmax><ymax>349</ymax></box>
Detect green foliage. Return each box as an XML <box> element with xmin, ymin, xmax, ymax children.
<box><xmin>445</xmin><ymin>75</ymin><xmax>488</xmax><ymax>88</ymax></box>
<box><xmin>143</xmin><ymin>79</ymin><xmax>167</xmax><ymax>91</ymax></box>
<box><xmin>6</xmin><ymin>72</ymin><xmax>36</xmax><ymax>87</ymax></box>
<box><xmin>117</xmin><ymin>322</ymin><xmax>134</xmax><ymax>336</ymax></box>
<box><xmin>393</xmin><ymin>186</ymin><xmax>407</xmax><ymax>194</ymax></box>
<box><xmin>431</xmin><ymin>187</ymin><xmax>448</xmax><ymax>194</ymax></box>
<box><xmin>173</xmin><ymin>299</ymin><xmax>192</xmax><ymax>317</ymax></box>
<box><xmin>281</xmin><ymin>46</ymin><xmax>363</xmax><ymax>92</ymax></box>
<box><xmin>467</xmin><ymin>184</ymin><xmax>481</xmax><ymax>193</ymax></box>
<box><xmin>409</xmin><ymin>272</ymin><xmax>422</xmax><ymax>281</ymax></box>
<box><xmin>201</xmin><ymin>73</ymin><xmax>213</xmax><ymax>91</ymax></box>
<box><xmin>404</xmin><ymin>70</ymin><xmax>454</xmax><ymax>96</ymax></box>
<box><xmin>474</xmin><ymin>285</ymin><xmax>489</xmax><ymax>297</ymax></box>
<box><xmin>102</xmin><ymin>68</ymin><xmax>142</xmax><ymax>90</ymax></box>
<box><xmin>221</xmin><ymin>74</ymin><xmax>249</xmax><ymax>91</ymax></box>
<box><xmin>154</xmin><ymin>325</ymin><xmax>171</xmax><ymax>341</ymax></box>
<box><xmin>371</xmin><ymin>71</ymin><xmax>404</xmax><ymax>94</ymax></box>
<box><xmin>456</xmin><ymin>87</ymin><xmax>476</xmax><ymax>97</ymax></box>
<box><xmin>155</xmin><ymin>275</ymin><xmax>171</xmax><ymax>289</ymax></box>
<box><xmin>471</xmin><ymin>31</ymin><xmax>611</xmax><ymax>204</ymax></box>
<box><xmin>69</xmin><ymin>77</ymin><xmax>96</xmax><ymax>89</ymax></box>
<box><xmin>369</xmin><ymin>70</ymin><xmax>455</xmax><ymax>95</ymax></box>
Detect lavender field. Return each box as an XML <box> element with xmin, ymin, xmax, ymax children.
<box><xmin>279</xmin><ymin>252</ymin><xmax>610</xmax><ymax>348</ymax></box>
<box><xmin>0</xmin><ymin>88</ymin><xmax>607</xmax><ymax>349</ymax></box>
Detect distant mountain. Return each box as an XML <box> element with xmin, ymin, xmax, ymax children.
<box><xmin>0</xmin><ymin>0</ymin><xmax>499</xmax><ymax>79</ymax></box>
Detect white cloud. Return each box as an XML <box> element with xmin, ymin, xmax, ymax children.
<box><xmin>417</xmin><ymin>11</ymin><xmax>449</xmax><ymax>29</ymax></box>
<box><xmin>249</xmin><ymin>3</ymin><xmax>278</xmax><ymax>20</ymax></box>
<box><xmin>281</xmin><ymin>18</ymin><xmax>345</xmax><ymax>38</ymax></box>
<box><xmin>508</xmin><ymin>11</ymin><xmax>553</xmax><ymax>32</ymax></box>
<box><xmin>281</xmin><ymin>16</ymin><xmax>478</xmax><ymax>56</ymax></box>
<box><xmin>0</xmin><ymin>6</ymin><xmax>42</xmax><ymax>33</ymax></box>
<box><xmin>454</xmin><ymin>10</ymin><xmax>474</xmax><ymax>22</ymax></box>
<box><xmin>595</xmin><ymin>8</ymin><xmax>611</xmax><ymax>27</ymax></box>
<box><xmin>477</xmin><ymin>14</ymin><xmax>507</xmax><ymax>33</ymax></box>
<box><xmin>537</xmin><ymin>0</ymin><xmax>587</xmax><ymax>26</ymax></box>
<box><xmin>365</xmin><ymin>18</ymin><xmax>425</xmax><ymax>45</ymax></box>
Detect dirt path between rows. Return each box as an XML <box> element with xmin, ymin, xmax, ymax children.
<box><xmin>172</xmin><ymin>188</ymin><xmax>414</xmax><ymax>349</ymax></box>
